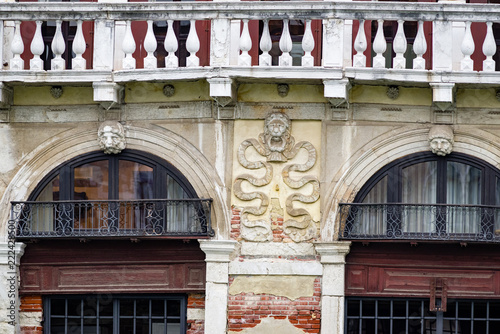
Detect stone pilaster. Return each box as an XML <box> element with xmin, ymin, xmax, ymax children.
<box><xmin>315</xmin><ymin>241</ymin><xmax>351</xmax><ymax>334</ymax></box>
<box><xmin>199</xmin><ymin>240</ymin><xmax>237</xmax><ymax>334</ymax></box>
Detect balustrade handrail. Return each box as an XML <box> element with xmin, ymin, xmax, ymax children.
<box><xmin>338</xmin><ymin>202</ymin><xmax>500</xmax><ymax>209</ymax></box>
<box><xmin>11</xmin><ymin>199</ymin><xmax>213</xmax><ymax>239</ymax></box>
<box><xmin>2</xmin><ymin>1</ymin><xmax>500</xmax><ymax>22</ymax></box>
<box><xmin>338</xmin><ymin>202</ymin><xmax>500</xmax><ymax>243</ymax></box>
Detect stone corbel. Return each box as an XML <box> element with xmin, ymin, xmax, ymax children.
<box><xmin>430</xmin><ymin>82</ymin><xmax>455</xmax><ymax>112</ymax></box>
<box><xmin>93</xmin><ymin>82</ymin><xmax>124</xmax><ymax>110</ymax></box>
<box><xmin>0</xmin><ymin>82</ymin><xmax>13</xmax><ymax>109</ymax></box>
<box><xmin>323</xmin><ymin>78</ymin><xmax>351</xmax><ymax>108</ymax></box>
<box><xmin>208</xmin><ymin>77</ymin><xmax>235</xmax><ymax>107</ymax></box>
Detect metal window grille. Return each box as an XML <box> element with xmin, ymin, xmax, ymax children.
<box><xmin>345</xmin><ymin>298</ymin><xmax>500</xmax><ymax>334</ymax></box>
<box><xmin>44</xmin><ymin>295</ymin><xmax>187</xmax><ymax>334</ymax></box>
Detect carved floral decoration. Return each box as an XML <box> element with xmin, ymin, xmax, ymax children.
<box><xmin>233</xmin><ymin>112</ymin><xmax>320</xmax><ymax>242</ymax></box>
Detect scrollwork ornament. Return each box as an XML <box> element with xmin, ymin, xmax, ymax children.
<box><xmin>233</xmin><ymin>112</ymin><xmax>320</xmax><ymax>242</ymax></box>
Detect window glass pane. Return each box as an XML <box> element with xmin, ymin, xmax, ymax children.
<box><xmin>74</xmin><ymin>161</ymin><xmax>108</xmax><ymax>200</ymax></box>
<box><xmin>166</xmin><ymin>174</ymin><xmax>187</xmax><ymax>199</ymax></box>
<box><xmin>402</xmin><ymin>161</ymin><xmax>437</xmax><ymax>204</ymax></box>
<box><xmin>119</xmin><ymin>161</ymin><xmax>154</xmax><ymax>200</ymax></box>
<box><xmin>447</xmin><ymin>162</ymin><xmax>481</xmax><ymax>205</ymax></box>
<box><xmin>99</xmin><ymin>298</ymin><xmax>114</xmax><ymax>317</ymax></box>
<box><xmin>447</xmin><ymin>162</ymin><xmax>481</xmax><ymax>233</ymax></box>
<box><xmin>120</xmin><ymin>299</ymin><xmax>134</xmax><ymax>316</ymax></box>
<box><xmin>50</xmin><ymin>298</ymin><xmax>65</xmax><ymax>316</ymax></box>
<box><xmin>362</xmin><ymin>176</ymin><xmax>387</xmax><ymax>204</ymax></box>
<box><xmin>50</xmin><ymin>318</ymin><xmax>66</xmax><ymax>334</ymax></box>
<box><xmin>355</xmin><ymin>176</ymin><xmax>387</xmax><ymax>236</ymax></box>
<box><xmin>119</xmin><ymin>318</ymin><xmax>134</xmax><ymax>333</ymax></box>
<box><xmin>74</xmin><ymin>161</ymin><xmax>109</xmax><ymax>230</ymax></box>
<box><xmin>36</xmin><ymin>175</ymin><xmax>60</xmax><ymax>201</ymax></box>
<box><xmin>167</xmin><ymin>299</ymin><xmax>181</xmax><ymax>317</ymax></box>
<box><xmin>402</xmin><ymin>162</ymin><xmax>437</xmax><ymax>233</ymax></box>
<box><xmin>136</xmin><ymin>298</ymin><xmax>150</xmax><ymax>317</ymax></box>
<box><xmin>33</xmin><ymin>175</ymin><xmax>60</xmax><ymax>233</ymax></box>
<box><xmin>67</xmin><ymin>299</ymin><xmax>81</xmax><ymax>317</ymax></box>
<box><xmin>99</xmin><ymin>318</ymin><xmax>113</xmax><ymax>334</ymax></box>
<box><xmin>136</xmin><ymin>318</ymin><xmax>149</xmax><ymax>333</ymax></box>
<box><xmin>152</xmin><ymin>299</ymin><xmax>165</xmax><ymax>317</ymax></box>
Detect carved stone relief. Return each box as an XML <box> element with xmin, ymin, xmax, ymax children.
<box><xmin>428</xmin><ymin>125</ymin><xmax>454</xmax><ymax>156</ymax></box>
<box><xmin>97</xmin><ymin>121</ymin><xmax>126</xmax><ymax>154</ymax></box>
<box><xmin>233</xmin><ymin>112</ymin><xmax>320</xmax><ymax>242</ymax></box>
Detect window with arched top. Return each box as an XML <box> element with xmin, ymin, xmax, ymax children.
<box><xmin>12</xmin><ymin>150</ymin><xmax>212</xmax><ymax>239</ymax></box>
<box><xmin>339</xmin><ymin>152</ymin><xmax>500</xmax><ymax>242</ymax></box>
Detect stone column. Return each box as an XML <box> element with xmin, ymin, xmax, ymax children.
<box><xmin>315</xmin><ymin>242</ymin><xmax>351</xmax><ymax>334</ymax></box>
<box><xmin>199</xmin><ymin>240</ymin><xmax>237</xmax><ymax>334</ymax></box>
<box><xmin>0</xmin><ymin>241</ymin><xmax>26</xmax><ymax>334</ymax></box>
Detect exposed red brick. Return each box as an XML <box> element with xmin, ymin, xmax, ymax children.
<box><xmin>20</xmin><ymin>295</ymin><xmax>42</xmax><ymax>312</ymax></box>
<box><xmin>227</xmin><ymin>277</ymin><xmax>322</xmax><ymax>333</ymax></box>
<box><xmin>20</xmin><ymin>327</ymin><xmax>42</xmax><ymax>334</ymax></box>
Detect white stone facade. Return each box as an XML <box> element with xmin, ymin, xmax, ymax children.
<box><xmin>1</xmin><ymin>1</ymin><xmax>500</xmax><ymax>333</ymax></box>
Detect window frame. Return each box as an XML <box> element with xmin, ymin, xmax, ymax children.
<box><xmin>29</xmin><ymin>149</ymin><xmax>198</xmax><ymax>201</ymax></box>
<box><xmin>354</xmin><ymin>152</ymin><xmax>500</xmax><ymax>206</ymax></box>
<box><xmin>44</xmin><ymin>294</ymin><xmax>188</xmax><ymax>334</ymax></box>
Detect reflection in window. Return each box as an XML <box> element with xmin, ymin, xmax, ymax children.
<box><xmin>30</xmin><ymin>151</ymin><xmax>199</xmax><ymax>235</ymax></box>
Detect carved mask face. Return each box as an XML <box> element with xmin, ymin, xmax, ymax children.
<box><xmin>267</xmin><ymin>119</ymin><xmax>287</xmax><ymax>140</ymax></box>
<box><xmin>430</xmin><ymin>137</ymin><xmax>452</xmax><ymax>156</ymax></box>
<box><xmin>98</xmin><ymin>124</ymin><xmax>125</xmax><ymax>154</ymax></box>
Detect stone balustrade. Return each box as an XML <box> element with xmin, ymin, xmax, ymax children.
<box><xmin>1</xmin><ymin>1</ymin><xmax>500</xmax><ymax>106</ymax></box>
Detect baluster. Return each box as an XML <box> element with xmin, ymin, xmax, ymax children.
<box><xmin>30</xmin><ymin>21</ymin><xmax>44</xmax><ymax>71</ymax></box>
<box><xmin>72</xmin><ymin>20</ymin><xmax>86</xmax><ymax>70</ymax></box>
<box><xmin>393</xmin><ymin>20</ymin><xmax>407</xmax><ymax>69</ymax></box>
<box><xmin>460</xmin><ymin>21</ymin><xmax>474</xmax><ymax>71</ymax></box>
<box><xmin>279</xmin><ymin>19</ymin><xmax>293</xmax><ymax>67</ymax></box>
<box><xmin>302</xmin><ymin>19</ymin><xmax>314</xmax><ymax>67</ymax></box>
<box><xmin>372</xmin><ymin>19</ymin><xmax>386</xmax><ymax>68</ymax></box>
<box><xmin>413</xmin><ymin>20</ymin><xmax>427</xmax><ymax>70</ymax></box>
<box><xmin>483</xmin><ymin>21</ymin><xmax>496</xmax><ymax>72</ymax></box>
<box><xmin>164</xmin><ymin>20</ymin><xmax>178</xmax><ymax>68</ymax></box>
<box><xmin>353</xmin><ymin>20</ymin><xmax>367</xmax><ymax>67</ymax></box>
<box><xmin>10</xmin><ymin>21</ymin><xmax>24</xmax><ymax>71</ymax></box>
<box><xmin>122</xmin><ymin>20</ymin><xmax>136</xmax><ymax>70</ymax></box>
<box><xmin>259</xmin><ymin>19</ymin><xmax>272</xmax><ymax>66</ymax></box>
<box><xmin>51</xmin><ymin>20</ymin><xmax>66</xmax><ymax>70</ymax></box>
<box><xmin>186</xmin><ymin>20</ymin><xmax>200</xmax><ymax>67</ymax></box>
<box><xmin>144</xmin><ymin>20</ymin><xmax>157</xmax><ymax>69</ymax></box>
<box><xmin>238</xmin><ymin>19</ymin><xmax>252</xmax><ymax>66</ymax></box>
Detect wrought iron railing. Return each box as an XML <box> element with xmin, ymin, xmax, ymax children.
<box><xmin>338</xmin><ymin>203</ymin><xmax>500</xmax><ymax>242</ymax></box>
<box><xmin>10</xmin><ymin>199</ymin><xmax>213</xmax><ymax>238</ymax></box>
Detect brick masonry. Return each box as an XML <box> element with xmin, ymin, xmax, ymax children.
<box><xmin>228</xmin><ymin>277</ymin><xmax>322</xmax><ymax>333</ymax></box>
<box><xmin>187</xmin><ymin>293</ymin><xmax>205</xmax><ymax>334</ymax></box>
<box><xmin>20</xmin><ymin>295</ymin><xmax>42</xmax><ymax>334</ymax></box>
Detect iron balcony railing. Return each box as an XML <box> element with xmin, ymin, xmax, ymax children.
<box><xmin>10</xmin><ymin>199</ymin><xmax>213</xmax><ymax>239</ymax></box>
<box><xmin>338</xmin><ymin>203</ymin><xmax>500</xmax><ymax>243</ymax></box>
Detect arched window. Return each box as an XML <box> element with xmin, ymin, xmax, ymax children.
<box><xmin>340</xmin><ymin>152</ymin><xmax>500</xmax><ymax>242</ymax></box>
<box><xmin>12</xmin><ymin>150</ymin><xmax>212</xmax><ymax>238</ymax></box>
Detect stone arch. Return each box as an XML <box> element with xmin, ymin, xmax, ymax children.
<box><xmin>0</xmin><ymin>123</ymin><xmax>229</xmax><ymax>240</ymax></box>
<box><xmin>322</xmin><ymin>125</ymin><xmax>500</xmax><ymax>241</ymax></box>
